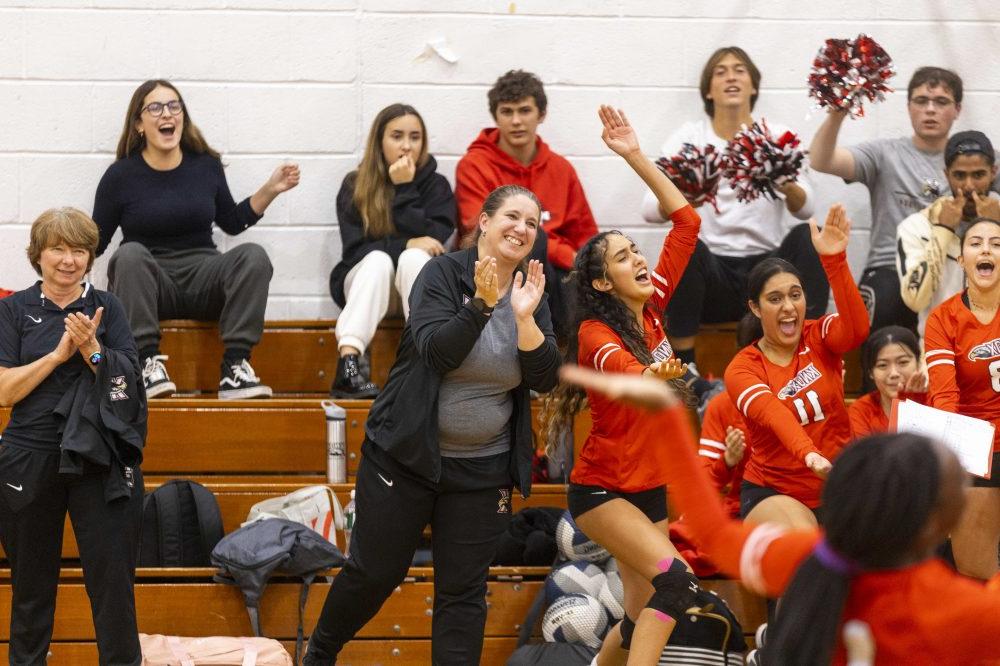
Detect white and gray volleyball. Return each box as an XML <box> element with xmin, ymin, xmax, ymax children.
<box><xmin>545</xmin><ymin>561</ymin><xmax>608</xmax><ymax>604</ymax></box>
<box><xmin>597</xmin><ymin>568</ymin><xmax>625</xmax><ymax>621</ymax></box>
<box><xmin>542</xmin><ymin>593</ymin><xmax>609</xmax><ymax>649</ymax></box>
<box><xmin>555</xmin><ymin>510</ymin><xmax>610</xmax><ymax>563</ymax></box>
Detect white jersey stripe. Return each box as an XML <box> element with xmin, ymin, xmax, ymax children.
<box><xmin>821</xmin><ymin>313</ymin><xmax>838</xmax><ymax>338</ymax></box>
<box><xmin>924</xmin><ymin>348</ymin><xmax>956</xmax><ymax>359</ymax></box>
<box><xmin>698</xmin><ymin>450</ymin><xmax>722</xmax><ymax>460</ymax></box>
<box><xmin>736</xmin><ymin>383</ymin><xmax>769</xmax><ymax>411</ymax></box>
<box><xmin>741</xmin><ymin>388</ymin><xmax>771</xmax><ymax>415</ymax></box>
<box><xmin>699</xmin><ymin>438</ymin><xmax>726</xmax><ymax>451</ymax></box>
<box><xmin>593</xmin><ymin>343</ymin><xmax>621</xmax><ymax>371</ymax></box>
<box><xmin>926</xmin><ymin>358</ymin><xmax>955</xmax><ymax>370</ymax></box>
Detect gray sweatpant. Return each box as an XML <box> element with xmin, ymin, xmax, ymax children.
<box><xmin>107</xmin><ymin>242</ymin><xmax>272</xmax><ymax>355</ymax></box>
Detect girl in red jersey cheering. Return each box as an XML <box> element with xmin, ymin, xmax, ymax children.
<box><xmin>725</xmin><ymin>204</ymin><xmax>869</xmax><ymax>530</ymax></box>
<box><xmin>561</xmin><ymin>365</ymin><xmax>1000</xmax><ymax>666</ymax></box>
<box><xmin>849</xmin><ymin>326</ymin><xmax>927</xmax><ymax>439</ymax></box>
<box><xmin>544</xmin><ymin>105</ymin><xmax>700</xmax><ymax>666</ymax></box>
<box><xmin>925</xmin><ymin>217</ymin><xmax>1000</xmax><ymax>580</ymax></box>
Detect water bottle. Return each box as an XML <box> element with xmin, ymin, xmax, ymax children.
<box><xmin>343</xmin><ymin>489</ymin><xmax>356</xmax><ymax>557</ymax></box>
<box><xmin>322</xmin><ymin>400</ymin><xmax>347</xmax><ymax>483</ymax></box>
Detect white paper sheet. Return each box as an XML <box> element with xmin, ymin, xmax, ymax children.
<box><xmin>893</xmin><ymin>399</ymin><xmax>995</xmax><ymax>478</ymax></box>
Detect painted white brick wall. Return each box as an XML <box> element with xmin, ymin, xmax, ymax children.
<box><xmin>0</xmin><ymin>1</ymin><xmax>994</xmax><ymax>319</ymax></box>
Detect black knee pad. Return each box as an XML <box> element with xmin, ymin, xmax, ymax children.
<box><xmin>646</xmin><ymin>559</ymin><xmax>699</xmax><ymax>621</ymax></box>
<box><xmin>618</xmin><ymin>614</ymin><xmax>636</xmax><ymax>650</ymax></box>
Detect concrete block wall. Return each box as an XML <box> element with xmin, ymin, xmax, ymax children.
<box><xmin>0</xmin><ymin>1</ymin><xmax>996</xmax><ymax>318</ymax></box>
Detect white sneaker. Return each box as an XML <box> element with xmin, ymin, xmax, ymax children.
<box><xmin>142</xmin><ymin>355</ymin><xmax>176</xmax><ymax>399</ymax></box>
<box><xmin>218</xmin><ymin>359</ymin><xmax>272</xmax><ymax>400</ymax></box>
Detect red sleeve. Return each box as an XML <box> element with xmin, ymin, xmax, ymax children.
<box><xmin>649</xmin><ymin>205</ymin><xmax>701</xmax><ymax>312</ymax></box>
<box><xmin>924</xmin><ymin>306</ymin><xmax>960</xmax><ymax>413</ymax></box>
<box><xmin>810</xmin><ymin>252</ymin><xmax>870</xmax><ymax>355</ymax></box>
<box><xmin>848</xmin><ymin>397</ymin><xmax>874</xmax><ymax>439</ymax></box>
<box><xmin>699</xmin><ymin>394</ymin><xmax>737</xmax><ymax>490</ymax></box>
<box><xmin>650</xmin><ymin>405</ymin><xmax>818</xmax><ymax>597</ymax></box>
<box><xmin>546</xmin><ymin>172</ymin><xmax>598</xmax><ymax>271</ymax></box>
<box><xmin>578</xmin><ymin>320</ymin><xmax>646</xmax><ymax>375</ymax></box>
<box><xmin>454</xmin><ymin>155</ymin><xmax>497</xmax><ymax>245</ymax></box>
<box><xmin>725</xmin><ymin>354</ymin><xmax>821</xmax><ymax>462</ymax></box>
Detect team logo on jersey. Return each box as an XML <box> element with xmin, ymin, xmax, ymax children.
<box><xmin>651</xmin><ymin>338</ymin><xmax>674</xmax><ymax>363</ymax></box>
<box><xmin>777</xmin><ymin>363</ymin><xmax>822</xmax><ymax>400</ymax></box>
<box><xmin>968</xmin><ymin>338</ymin><xmax>1000</xmax><ymax>362</ymax></box>
<box><xmin>109</xmin><ymin>375</ymin><xmax>129</xmax><ymax>401</ymax></box>
<box><xmin>497</xmin><ymin>488</ymin><xmax>511</xmax><ymax>514</ymax></box>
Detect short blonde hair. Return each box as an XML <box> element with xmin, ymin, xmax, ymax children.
<box><xmin>27</xmin><ymin>207</ymin><xmax>100</xmax><ymax>276</ymax></box>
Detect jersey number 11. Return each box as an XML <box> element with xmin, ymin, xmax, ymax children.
<box><xmin>793</xmin><ymin>390</ymin><xmax>826</xmax><ymax>425</ymax></box>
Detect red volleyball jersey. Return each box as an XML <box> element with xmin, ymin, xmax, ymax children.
<box><xmin>850</xmin><ymin>390</ymin><xmax>927</xmax><ymax>439</ymax></box>
<box><xmin>698</xmin><ymin>391</ymin><xmax>749</xmax><ymax>516</ymax></box>
<box><xmin>925</xmin><ymin>292</ymin><xmax>1000</xmax><ymax>453</ymax></box>
<box><xmin>653</xmin><ymin>404</ymin><xmax>1000</xmax><ymax>666</ymax></box>
<box><xmin>571</xmin><ymin>205</ymin><xmax>700</xmax><ymax>492</ymax></box>
<box><xmin>724</xmin><ymin>252</ymin><xmax>869</xmax><ymax>508</ymax></box>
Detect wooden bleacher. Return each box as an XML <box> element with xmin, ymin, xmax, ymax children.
<box><xmin>0</xmin><ymin>319</ymin><xmax>773</xmax><ymax>664</ymax></box>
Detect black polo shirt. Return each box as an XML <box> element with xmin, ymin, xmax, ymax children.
<box><xmin>0</xmin><ymin>282</ymin><xmax>133</xmax><ymax>451</ymax></box>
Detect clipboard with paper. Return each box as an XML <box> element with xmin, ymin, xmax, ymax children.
<box><xmin>890</xmin><ymin>399</ymin><xmax>995</xmax><ymax>479</ymax></box>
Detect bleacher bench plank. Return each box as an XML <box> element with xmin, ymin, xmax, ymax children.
<box><xmin>160</xmin><ymin>319</ymin><xmax>403</xmax><ymax>394</ymax></box>
<box><xmin>1</xmin><ymin>482</ymin><xmax>571</xmax><ymax>560</ymax></box>
<box><xmin>0</xmin><ymin>638</ymin><xmax>521</xmax><ymax>666</ymax></box>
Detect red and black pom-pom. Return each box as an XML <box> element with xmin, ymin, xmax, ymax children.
<box><xmin>655</xmin><ymin>143</ymin><xmax>723</xmax><ymax>213</ymax></box>
<box><xmin>722</xmin><ymin>120</ymin><xmax>805</xmax><ymax>204</ymax></box>
<box><xmin>808</xmin><ymin>33</ymin><xmax>895</xmax><ymax>117</ymax></box>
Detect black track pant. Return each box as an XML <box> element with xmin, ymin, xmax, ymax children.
<box><xmin>304</xmin><ymin>441</ymin><xmax>512</xmax><ymax>665</ymax></box>
<box><xmin>0</xmin><ymin>447</ymin><xmax>144</xmax><ymax>666</ymax></box>
<box><xmin>665</xmin><ymin>223</ymin><xmax>830</xmax><ymax>338</ymax></box>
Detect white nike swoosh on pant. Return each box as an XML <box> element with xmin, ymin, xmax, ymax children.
<box><xmin>590</xmin><ymin>490</ymin><xmax>607</xmax><ymax>495</ymax></box>
<box><xmin>377</xmin><ymin>473</ymin><xmax>393</xmax><ymax>487</ymax></box>
<box><xmin>6</xmin><ymin>483</ymin><xmax>22</xmax><ymax>491</ymax></box>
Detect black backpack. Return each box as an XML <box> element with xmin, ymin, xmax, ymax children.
<box><xmin>139</xmin><ymin>479</ymin><xmax>224</xmax><ymax>567</ymax></box>
<box><xmin>211</xmin><ymin>518</ymin><xmax>345</xmax><ymax>664</ymax></box>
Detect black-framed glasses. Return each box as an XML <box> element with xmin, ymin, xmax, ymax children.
<box><xmin>141</xmin><ymin>100</ymin><xmax>184</xmax><ymax>117</ymax></box>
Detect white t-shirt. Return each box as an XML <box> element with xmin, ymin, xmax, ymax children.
<box><xmin>642</xmin><ymin>118</ymin><xmax>815</xmax><ymax>257</ymax></box>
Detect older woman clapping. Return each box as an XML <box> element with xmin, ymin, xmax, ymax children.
<box><xmin>0</xmin><ymin>208</ymin><xmax>145</xmax><ymax>666</ymax></box>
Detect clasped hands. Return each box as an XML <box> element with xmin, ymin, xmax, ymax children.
<box><xmin>51</xmin><ymin>307</ymin><xmax>104</xmax><ymax>365</ymax></box>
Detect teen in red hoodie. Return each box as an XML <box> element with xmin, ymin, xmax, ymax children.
<box><xmin>454</xmin><ymin>70</ymin><xmax>597</xmax><ymax>272</ymax></box>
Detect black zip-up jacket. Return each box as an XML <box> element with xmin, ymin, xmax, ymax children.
<box><xmin>329</xmin><ymin>155</ymin><xmax>457</xmax><ymax>307</ymax></box>
<box><xmin>364</xmin><ymin>246</ymin><xmax>561</xmax><ymax>496</ymax></box>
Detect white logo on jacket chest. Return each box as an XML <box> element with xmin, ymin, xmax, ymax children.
<box><xmin>777</xmin><ymin>363</ymin><xmax>822</xmax><ymax>400</ymax></box>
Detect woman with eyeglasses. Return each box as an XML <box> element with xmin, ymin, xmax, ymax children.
<box><xmin>92</xmin><ymin>79</ymin><xmax>300</xmax><ymax>400</ymax></box>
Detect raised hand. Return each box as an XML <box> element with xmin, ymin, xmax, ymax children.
<box><xmin>973</xmin><ymin>191</ymin><xmax>1000</xmax><ymax>220</ymax></box>
<box><xmin>723</xmin><ymin>426</ymin><xmax>746</xmax><ymax>468</ymax></box>
<box><xmin>474</xmin><ymin>255</ymin><xmax>499</xmax><ymax>307</ymax></box>
<box><xmin>598</xmin><ymin>105</ymin><xmax>641</xmax><ymax>157</ymax></box>
<box><xmin>937</xmin><ymin>192</ymin><xmax>965</xmax><ymax>231</ymax></box>
<box><xmin>388</xmin><ymin>155</ymin><xmax>417</xmax><ymax>185</ymax></box>
<box><xmin>809</xmin><ymin>203</ymin><xmax>851</xmax><ymax>256</ymax></box>
<box><xmin>510</xmin><ymin>260</ymin><xmax>546</xmax><ymax>320</ymax></box>
<box><xmin>645</xmin><ymin>357</ymin><xmax>687</xmax><ymax>382</ymax></box>
<box><xmin>904</xmin><ymin>367</ymin><xmax>929</xmax><ymax>394</ymax></box>
<box><xmin>560</xmin><ymin>364</ymin><xmax>679</xmax><ymax>411</ymax></box>
<box><xmin>267</xmin><ymin>163</ymin><xmax>301</xmax><ymax>195</ymax></box>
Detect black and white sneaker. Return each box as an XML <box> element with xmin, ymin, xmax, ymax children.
<box><xmin>142</xmin><ymin>355</ymin><xmax>176</xmax><ymax>399</ymax></box>
<box><xmin>218</xmin><ymin>359</ymin><xmax>272</xmax><ymax>400</ymax></box>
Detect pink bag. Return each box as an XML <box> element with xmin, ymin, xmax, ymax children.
<box><xmin>140</xmin><ymin>634</ymin><xmax>292</xmax><ymax>666</ymax></box>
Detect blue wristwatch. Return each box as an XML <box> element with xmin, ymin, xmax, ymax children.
<box><xmin>88</xmin><ymin>350</ymin><xmax>103</xmax><ymax>365</ymax></box>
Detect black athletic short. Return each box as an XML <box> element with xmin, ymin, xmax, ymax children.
<box><xmin>972</xmin><ymin>452</ymin><xmax>1000</xmax><ymax>488</ymax></box>
<box><xmin>567</xmin><ymin>483</ymin><xmax>668</xmax><ymax>523</ymax></box>
<box><xmin>739</xmin><ymin>480</ymin><xmax>823</xmax><ymax>523</ymax></box>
